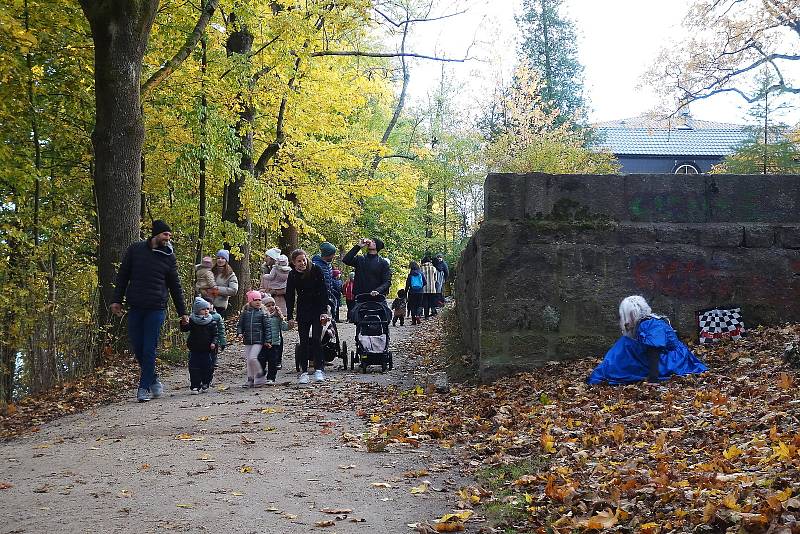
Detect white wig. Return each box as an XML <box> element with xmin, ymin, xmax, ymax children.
<box><xmin>619</xmin><ymin>295</ymin><xmax>652</xmax><ymax>337</ymax></box>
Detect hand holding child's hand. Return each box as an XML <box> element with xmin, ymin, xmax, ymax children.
<box><xmin>236</xmin><ymin>334</ymin><xmax>244</xmax><ymax>342</ymax></box>
<box><xmin>288</xmin><ymin>320</ymin><xmax>297</xmax><ymax>329</ymax></box>
<box><xmin>264</xmin><ymin>343</ymin><xmax>272</xmax><ymax>349</ymax></box>
<box><xmin>210</xmin><ymin>343</ymin><xmax>216</xmax><ymax>350</ymax></box>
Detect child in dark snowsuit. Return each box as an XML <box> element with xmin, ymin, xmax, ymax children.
<box><xmin>180</xmin><ymin>297</ymin><xmax>219</xmax><ymax>393</ymax></box>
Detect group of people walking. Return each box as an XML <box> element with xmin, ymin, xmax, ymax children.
<box><xmin>110</xmin><ymin>219</ymin><xmax>707</xmax><ymax>404</ymax></box>
<box><xmin>397</xmin><ymin>254</ymin><xmax>448</xmax><ymax>326</ymax></box>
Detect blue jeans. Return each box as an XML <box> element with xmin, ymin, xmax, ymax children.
<box><xmin>127</xmin><ymin>308</ymin><xmax>166</xmax><ymax>390</ymax></box>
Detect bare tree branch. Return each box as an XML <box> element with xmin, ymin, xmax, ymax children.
<box><xmin>141</xmin><ymin>0</ymin><xmax>220</xmax><ymax>98</ymax></box>
<box><xmin>310</xmin><ymin>50</ymin><xmax>469</xmax><ymax>62</ymax></box>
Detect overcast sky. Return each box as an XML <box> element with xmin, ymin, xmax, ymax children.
<box><xmin>402</xmin><ymin>0</ymin><xmax>797</xmax><ymax>126</ymax></box>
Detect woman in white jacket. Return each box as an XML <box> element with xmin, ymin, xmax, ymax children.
<box><xmin>211</xmin><ymin>249</ymin><xmax>239</xmax><ymax>317</ymax></box>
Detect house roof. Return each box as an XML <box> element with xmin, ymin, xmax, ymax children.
<box><xmin>592</xmin><ymin>114</ymin><xmax>752</xmax><ymax>157</ymax></box>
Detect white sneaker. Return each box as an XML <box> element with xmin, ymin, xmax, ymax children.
<box><xmin>314</xmin><ymin>370</ymin><xmax>325</xmax><ymax>382</ymax></box>
<box><xmin>298</xmin><ymin>372</ymin><xmax>309</xmax><ymax>384</ymax></box>
<box><xmin>265</xmin><ymin>379</ymin><xmax>275</xmax><ymax>385</ymax></box>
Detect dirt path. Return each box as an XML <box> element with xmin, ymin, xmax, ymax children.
<box><xmin>0</xmin><ymin>318</ymin><xmax>466</xmax><ymax>533</ymax></box>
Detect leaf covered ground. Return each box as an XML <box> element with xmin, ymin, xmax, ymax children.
<box><xmin>329</xmin><ymin>320</ymin><xmax>800</xmax><ymax>533</ymax></box>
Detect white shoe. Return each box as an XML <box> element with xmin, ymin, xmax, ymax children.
<box><xmin>298</xmin><ymin>372</ymin><xmax>309</xmax><ymax>384</ymax></box>
<box><xmin>265</xmin><ymin>379</ymin><xmax>275</xmax><ymax>385</ymax></box>
<box><xmin>314</xmin><ymin>370</ymin><xmax>325</xmax><ymax>382</ymax></box>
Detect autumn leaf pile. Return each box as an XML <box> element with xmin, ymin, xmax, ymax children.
<box><xmin>335</xmin><ymin>322</ymin><xmax>800</xmax><ymax>533</ymax></box>
<box><xmin>0</xmin><ymin>357</ymin><xmax>138</xmax><ymax>440</ymax></box>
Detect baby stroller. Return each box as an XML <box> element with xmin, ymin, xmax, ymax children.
<box><xmin>295</xmin><ymin>314</ymin><xmax>347</xmax><ymax>371</ymax></box>
<box><xmin>350</xmin><ymin>293</ymin><xmax>393</xmax><ymax>373</ymax></box>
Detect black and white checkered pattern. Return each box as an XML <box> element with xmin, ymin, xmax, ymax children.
<box><xmin>697</xmin><ymin>307</ymin><xmax>745</xmax><ymax>343</ymax></box>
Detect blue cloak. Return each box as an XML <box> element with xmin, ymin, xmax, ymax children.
<box><xmin>587</xmin><ymin>318</ymin><xmax>708</xmax><ymax>385</ymax></box>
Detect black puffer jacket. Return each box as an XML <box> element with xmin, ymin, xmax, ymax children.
<box><xmin>236</xmin><ymin>307</ymin><xmax>271</xmax><ymax>345</ymax></box>
<box><xmin>113</xmin><ymin>240</ymin><xmax>188</xmax><ymax>316</ymax></box>
<box><xmin>180</xmin><ymin>319</ymin><xmax>219</xmax><ymax>353</ymax></box>
<box><xmin>285</xmin><ymin>264</ymin><xmax>329</xmax><ymax>322</ymax></box>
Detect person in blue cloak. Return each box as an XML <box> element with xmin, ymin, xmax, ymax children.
<box><xmin>588</xmin><ymin>295</ymin><xmax>708</xmax><ymax>385</ymax></box>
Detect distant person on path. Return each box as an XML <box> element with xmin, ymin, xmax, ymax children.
<box><xmin>257</xmin><ymin>295</ymin><xmax>289</xmax><ymax>384</ymax></box>
<box><xmin>419</xmin><ymin>256</ymin><xmax>439</xmax><ymax>318</ymax></box>
<box><xmin>342</xmin><ymin>272</ymin><xmax>355</xmax><ymax>322</ymax></box>
<box><xmin>588</xmin><ymin>295</ymin><xmax>708</xmax><ymax>385</ymax></box>
<box><xmin>211</xmin><ymin>250</ymin><xmax>239</xmax><ymax>318</ymax></box>
<box><xmin>180</xmin><ymin>297</ymin><xmax>219</xmax><ymax>394</ymax></box>
<box><xmin>391</xmin><ymin>288</ymin><xmax>407</xmax><ymax>326</ymax></box>
<box><xmin>331</xmin><ymin>269</ymin><xmax>343</xmax><ymax>321</ymax></box>
<box><xmin>194</xmin><ymin>256</ymin><xmax>217</xmax><ymax>301</ymax></box>
<box><xmin>312</xmin><ymin>242</ymin><xmax>338</xmax><ymax>313</ymax></box>
<box><xmin>286</xmin><ymin>249</ymin><xmax>329</xmax><ymax>384</ymax></box>
<box><xmin>432</xmin><ymin>253</ymin><xmax>449</xmax><ymax>308</ymax></box>
<box><xmin>236</xmin><ymin>290</ymin><xmax>271</xmax><ymax>388</ymax></box>
<box><xmin>111</xmin><ymin>219</ymin><xmax>189</xmax><ymax>403</ymax></box>
<box><xmin>260</xmin><ymin>253</ymin><xmax>291</xmax><ymax>315</ymax></box>
<box><xmin>404</xmin><ymin>261</ymin><xmax>425</xmax><ymax>325</ymax></box>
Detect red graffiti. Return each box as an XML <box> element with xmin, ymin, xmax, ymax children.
<box><xmin>631</xmin><ymin>257</ymin><xmax>734</xmax><ymax>299</ymax></box>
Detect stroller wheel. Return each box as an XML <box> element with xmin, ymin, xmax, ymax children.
<box><xmin>388</xmin><ymin>352</ymin><xmax>393</xmax><ymax>371</ymax></box>
<box><xmin>381</xmin><ymin>362</ymin><xmax>387</xmax><ymax>373</ymax></box>
<box><xmin>342</xmin><ymin>345</ymin><xmax>348</xmax><ymax>370</ymax></box>
<box><xmin>361</xmin><ymin>363</ymin><xmax>367</xmax><ymax>374</ymax></box>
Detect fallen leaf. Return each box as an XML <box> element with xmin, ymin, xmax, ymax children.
<box><xmin>0</xmin><ymin>482</ymin><xmax>12</xmax><ymax>490</ymax></box>
<box><xmin>314</xmin><ymin>520</ymin><xmax>336</xmax><ymax>527</ymax></box>
<box><xmin>371</xmin><ymin>482</ymin><xmax>392</xmax><ymax>488</ymax></box>
<box><xmin>411</xmin><ymin>483</ymin><xmax>429</xmax><ymax>494</ymax></box>
<box><xmin>338</xmin><ymin>464</ymin><xmax>356</xmax><ymax>470</ymax></box>
<box><xmin>321</xmin><ymin>507</ymin><xmax>353</xmax><ymax>514</ymax></box>
<box><xmin>176</xmin><ymin>503</ymin><xmax>193</xmax><ymax>509</ymax></box>
<box><xmin>239</xmin><ymin>465</ymin><xmax>253</xmax><ymax>474</ymax></box>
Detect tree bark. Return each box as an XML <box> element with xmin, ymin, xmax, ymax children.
<box><xmin>223</xmin><ymin>26</ymin><xmax>255</xmax><ymax>310</ymax></box>
<box><xmin>79</xmin><ymin>0</ymin><xmax>160</xmax><ymax>325</ymax></box>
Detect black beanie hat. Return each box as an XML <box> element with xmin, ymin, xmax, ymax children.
<box><xmin>151</xmin><ymin>219</ymin><xmax>172</xmax><ymax>237</ymax></box>
<box><xmin>372</xmin><ymin>237</ymin><xmax>384</xmax><ymax>252</ymax></box>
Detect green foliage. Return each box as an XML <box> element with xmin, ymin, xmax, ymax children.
<box><xmin>516</xmin><ymin>0</ymin><xmax>585</xmax><ymax>126</ymax></box>
<box><xmin>484</xmin><ymin>65</ymin><xmax>619</xmax><ymax>175</ymax></box>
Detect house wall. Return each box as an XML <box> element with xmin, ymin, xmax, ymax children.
<box><xmin>616</xmin><ymin>155</ymin><xmax>723</xmax><ymax>174</ymax></box>
<box><xmin>455</xmin><ymin>172</ymin><xmax>800</xmax><ymax>381</ymax></box>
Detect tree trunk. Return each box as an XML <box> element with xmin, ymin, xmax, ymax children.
<box><xmin>79</xmin><ymin>0</ymin><xmax>160</xmax><ymax>327</ymax></box>
<box><xmin>278</xmin><ymin>192</ymin><xmax>299</xmax><ymax>252</ymax></box>
<box><xmin>223</xmin><ymin>26</ymin><xmax>255</xmax><ymax>309</ymax></box>
<box><xmin>195</xmin><ymin>33</ymin><xmax>208</xmax><ymax>265</ymax></box>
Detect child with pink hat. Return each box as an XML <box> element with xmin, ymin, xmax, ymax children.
<box><xmin>236</xmin><ymin>290</ymin><xmax>271</xmax><ymax>388</ymax></box>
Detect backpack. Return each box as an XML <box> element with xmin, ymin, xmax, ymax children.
<box><xmin>409</xmin><ymin>271</ymin><xmax>424</xmax><ymax>291</ymax></box>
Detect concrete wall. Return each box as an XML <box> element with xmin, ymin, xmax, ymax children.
<box><xmin>456</xmin><ymin>173</ymin><xmax>800</xmax><ymax>381</ymax></box>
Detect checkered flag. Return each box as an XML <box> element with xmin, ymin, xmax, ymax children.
<box><xmin>697</xmin><ymin>307</ymin><xmax>745</xmax><ymax>344</ymax></box>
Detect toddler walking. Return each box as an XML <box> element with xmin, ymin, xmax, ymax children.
<box><xmin>391</xmin><ymin>289</ymin><xmax>407</xmax><ymax>326</ymax></box>
<box><xmin>237</xmin><ymin>290</ymin><xmax>271</xmax><ymax>388</ymax></box>
<box><xmin>180</xmin><ymin>297</ymin><xmax>219</xmax><ymax>393</ymax></box>
<box><xmin>257</xmin><ymin>296</ymin><xmax>289</xmax><ymax>384</ymax></box>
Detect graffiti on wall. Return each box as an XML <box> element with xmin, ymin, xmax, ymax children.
<box><xmin>631</xmin><ymin>256</ymin><xmax>733</xmax><ymax>299</ymax></box>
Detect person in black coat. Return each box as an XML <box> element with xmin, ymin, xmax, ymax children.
<box><xmin>111</xmin><ymin>219</ymin><xmax>189</xmax><ymax>403</ymax></box>
<box><xmin>180</xmin><ymin>297</ymin><xmax>219</xmax><ymax>393</ymax></box>
<box><xmin>286</xmin><ymin>249</ymin><xmax>329</xmax><ymax>384</ymax></box>
<box><xmin>342</xmin><ymin>238</ymin><xmax>391</xmax><ymax>297</ymax></box>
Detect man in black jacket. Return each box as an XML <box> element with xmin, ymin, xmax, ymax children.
<box><xmin>342</xmin><ymin>238</ymin><xmax>391</xmax><ymax>325</ymax></box>
<box><xmin>342</xmin><ymin>238</ymin><xmax>391</xmax><ymax>297</ymax></box>
<box><xmin>111</xmin><ymin>220</ymin><xmax>189</xmax><ymax>402</ymax></box>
